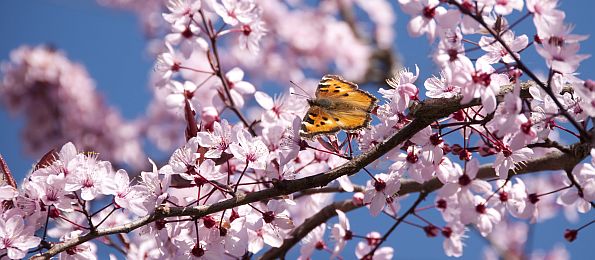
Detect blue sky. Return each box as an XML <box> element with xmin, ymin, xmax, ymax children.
<box><xmin>0</xmin><ymin>1</ymin><xmax>593</xmax><ymax>259</ymax></box>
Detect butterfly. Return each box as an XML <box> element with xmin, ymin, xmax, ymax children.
<box><xmin>300</xmin><ymin>75</ymin><xmax>377</xmax><ymax>138</ymax></box>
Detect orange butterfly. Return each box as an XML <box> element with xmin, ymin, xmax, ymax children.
<box><xmin>300</xmin><ymin>75</ymin><xmax>377</xmax><ymax>138</ymax></box>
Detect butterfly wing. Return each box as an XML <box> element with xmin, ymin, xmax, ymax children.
<box><xmin>301</xmin><ymin>106</ymin><xmax>341</xmax><ymax>138</ymax></box>
<box><xmin>300</xmin><ymin>106</ymin><xmax>372</xmax><ymax>138</ymax></box>
<box><xmin>317</xmin><ymin>75</ymin><xmax>377</xmax><ymax>112</ymax></box>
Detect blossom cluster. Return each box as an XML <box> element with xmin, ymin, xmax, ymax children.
<box><xmin>0</xmin><ymin>46</ymin><xmax>145</xmax><ymax>168</ymax></box>
<box><xmin>0</xmin><ymin>0</ymin><xmax>593</xmax><ymax>259</ymax></box>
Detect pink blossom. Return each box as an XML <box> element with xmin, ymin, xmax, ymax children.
<box><xmin>140</xmin><ymin>159</ymin><xmax>172</xmax><ymax>214</ymax></box>
<box><xmin>442</xmin><ymin>222</ymin><xmax>466</xmax><ymax>257</ymax></box>
<box><xmin>489</xmin><ymin>179</ymin><xmax>528</xmax><ymax>217</ymax></box>
<box><xmin>355</xmin><ymin>232</ymin><xmax>394</xmax><ymax>260</ymax></box>
<box><xmin>527</xmin><ymin>0</ymin><xmax>565</xmax><ymax>29</ymax></box>
<box><xmin>102</xmin><ymin>169</ymin><xmax>149</xmax><ymax>216</ymax></box>
<box><xmin>492</xmin><ymin>0</ymin><xmax>523</xmax><ymax>15</ymax></box>
<box><xmin>0</xmin><ymin>185</ymin><xmax>18</xmax><ymax>201</ymax></box>
<box><xmin>559</xmin><ymin>155</ymin><xmax>595</xmax><ymax>213</ymax></box>
<box><xmin>363</xmin><ymin>173</ymin><xmax>401</xmax><ymax>216</ymax></box>
<box><xmin>478</xmin><ymin>31</ymin><xmax>528</xmax><ymax>64</ymax></box>
<box><xmin>536</xmin><ymin>23</ymin><xmax>588</xmax><ymax>46</ymax></box>
<box><xmin>0</xmin><ymin>46</ymin><xmax>144</xmax><ymax>167</ymax></box>
<box><xmin>299</xmin><ymin>224</ymin><xmax>326</xmax><ymax>260</ymax></box>
<box><xmin>239</xmin><ymin>18</ymin><xmax>267</xmax><ymax>54</ymax></box>
<box><xmin>165</xmin><ymin>80</ymin><xmax>200</xmax><ymax>113</ymax></box>
<box><xmin>434</xmin><ymin>28</ymin><xmax>466</xmax><ymax>66</ymax></box>
<box><xmin>459</xmin><ymin>195</ymin><xmax>501</xmax><ymax>236</ymax></box>
<box><xmin>196</xmin><ymin>119</ymin><xmax>237</xmax><ymax>158</ymax></box>
<box><xmin>222</xmin><ymin>216</ymin><xmax>249</xmax><ymax>257</ymax></box>
<box><xmin>399</xmin><ymin>0</ymin><xmax>460</xmax><ymax>42</ymax></box>
<box><xmin>29</xmin><ymin>179</ymin><xmax>74</xmax><ymax>212</ymax></box>
<box><xmin>424</xmin><ymin>71</ymin><xmax>460</xmax><ymax>98</ymax></box>
<box><xmin>390</xmin><ymin>147</ymin><xmax>428</xmax><ymax>183</ymax></box>
<box><xmin>449</xmin><ymin>57</ymin><xmax>499</xmax><ymax>113</ymax></box>
<box><xmin>229</xmin><ymin>129</ymin><xmax>269</xmax><ymax>170</ymax></box>
<box><xmin>64</xmin><ymin>154</ymin><xmax>112</xmax><ymax>201</ymax></box>
<box><xmin>210</xmin><ymin>0</ymin><xmax>259</xmax><ymax>26</ymax></box>
<box><xmin>154</xmin><ymin>43</ymin><xmax>182</xmax><ymax>87</ymax></box>
<box><xmin>254</xmin><ymin>91</ymin><xmax>303</xmax><ymax>128</ymax></box>
<box><xmin>381</xmin><ymin>65</ymin><xmax>419</xmax><ymax>113</ymax></box>
<box><xmin>0</xmin><ymin>215</ymin><xmax>41</xmax><ymax>259</ymax></box>
<box><xmin>535</xmin><ymin>42</ymin><xmax>590</xmax><ymax>74</ymax></box>
<box><xmin>410</xmin><ymin>126</ymin><xmax>444</xmax><ymax>165</ymax></box>
<box><xmin>245</xmin><ymin>200</ymin><xmax>294</xmax><ymax>251</ymax></box>
<box><xmin>493</xmin><ymin>138</ymin><xmax>533</xmax><ymax>180</ymax></box>
<box><xmin>439</xmin><ymin>159</ymin><xmax>492</xmax><ymax>205</ymax></box>
<box><xmin>162</xmin><ymin>0</ymin><xmax>202</xmax><ymax>25</ymax></box>
<box><xmin>331</xmin><ymin>209</ymin><xmax>352</xmax><ymax>258</ymax></box>
<box><xmin>165</xmin><ymin>21</ymin><xmax>208</xmax><ymax>58</ymax></box>
<box><xmin>219</xmin><ymin>67</ymin><xmax>256</xmax><ymax>108</ymax></box>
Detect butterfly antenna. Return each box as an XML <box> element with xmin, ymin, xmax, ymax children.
<box><xmin>290</xmin><ymin>80</ymin><xmax>312</xmax><ymax>98</ymax></box>
<box><xmin>290</xmin><ymin>92</ymin><xmax>310</xmax><ymax>99</ymax></box>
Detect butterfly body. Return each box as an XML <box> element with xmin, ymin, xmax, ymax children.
<box><xmin>300</xmin><ymin>75</ymin><xmax>377</xmax><ymax>138</ymax></box>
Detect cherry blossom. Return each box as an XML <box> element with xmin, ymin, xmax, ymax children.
<box><xmin>381</xmin><ymin>65</ymin><xmax>419</xmax><ymax>113</ymax></box>
<box><xmin>229</xmin><ymin>129</ymin><xmax>269</xmax><ymax>170</ymax></box>
<box><xmin>492</xmin><ymin>0</ymin><xmax>523</xmax><ymax>15</ymax></box>
<box><xmin>238</xmin><ymin>18</ymin><xmax>267</xmax><ymax>54</ymax></box>
<box><xmin>559</xmin><ymin>153</ymin><xmax>595</xmax><ymax>213</ymax></box>
<box><xmin>162</xmin><ymin>0</ymin><xmax>202</xmax><ymax>25</ymax></box>
<box><xmin>355</xmin><ymin>232</ymin><xmax>394</xmax><ymax>260</ymax></box>
<box><xmin>0</xmin><ymin>215</ymin><xmax>41</xmax><ymax>259</ymax></box>
<box><xmin>102</xmin><ymin>169</ymin><xmax>149</xmax><ymax>216</ymax></box>
<box><xmin>439</xmin><ymin>159</ymin><xmax>492</xmax><ymax>205</ymax></box>
<box><xmin>399</xmin><ymin>0</ymin><xmax>460</xmax><ymax>42</ymax></box>
<box><xmin>165</xmin><ymin>80</ymin><xmax>199</xmax><ymax>112</ymax></box>
<box><xmin>449</xmin><ymin>57</ymin><xmax>500</xmax><ymax>113</ymax></box>
<box><xmin>535</xmin><ymin>42</ymin><xmax>590</xmax><ymax>74</ymax></box>
<box><xmin>478</xmin><ymin>31</ymin><xmax>529</xmax><ymax>64</ymax></box>
<box><xmin>331</xmin><ymin>210</ymin><xmax>352</xmax><ymax>258</ymax></box>
<box><xmin>210</xmin><ymin>0</ymin><xmax>259</xmax><ymax>26</ymax></box>
<box><xmin>196</xmin><ymin>119</ymin><xmax>237</xmax><ymax>158</ymax></box>
<box><xmin>526</xmin><ymin>0</ymin><xmax>565</xmax><ymax>29</ymax></box>
<box><xmin>460</xmin><ymin>195</ymin><xmax>502</xmax><ymax>236</ymax></box>
<box><xmin>299</xmin><ymin>224</ymin><xmax>326</xmax><ymax>260</ymax></box>
<box><xmin>424</xmin><ymin>71</ymin><xmax>460</xmax><ymax>98</ymax></box>
<box><xmin>218</xmin><ymin>67</ymin><xmax>256</xmax><ymax>108</ymax></box>
<box><xmin>363</xmin><ymin>173</ymin><xmax>402</xmax><ymax>216</ymax></box>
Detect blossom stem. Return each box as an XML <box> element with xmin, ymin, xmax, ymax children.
<box><xmin>58</xmin><ymin>215</ymin><xmax>90</xmax><ymax>230</ymax></box>
<box><xmin>233</xmin><ymin>162</ymin><xmax>250</xmax><ymax>193</ymax></box>
<box><xmin>178</xmin><ymin>65</ymin><xmax>215</xmax><ymax>75</ymax></box>
<box><xmin>402</xmin><ymin>219</ymin><xmax>425</xmax><ymax>229</ymax></box>
<box><xmin>506</xmin><ymin>12</ymin><xmax>533</xmax><ymax>34</ymax></box>
<box><xmin>412</xmin><ymin>212</ymin><xmax>434</xmax><ymax>226</ymax></box>
<box><xmin>537</xmin><ymin>184</ymin><xmax>573</xmax><ymax>197</ymax></box>
<box><xmin>365</xmin><ymin>192</ymin><xmax>429</xmax><ymax>258</ymax></box>
<box><xmin>576</xmin><ymin>219</ymin><xmax>595</xmax><ymax>231</ymax></box>
<box><xmin>362</xmin><ymin>167</ymin><xmax>379</xmax><ymax>182</ymax></box>
<box><xmin>90</xmin><ymin>201</ymin><xmax>115</xmax><ymax>218</ymax></box>
<box><xmin>553</xmin><ymin>125</ymin><xmax>581</xmax><ymax>139</ymax></box>
<box><xmin>42</xmin><ymin>205</ymin><xmax>52</xmax><ymax>241</ymax></box>
<box><xmin>305</xmin><ymin>144</ymin><xmax>352</xmax><ymax>160</ymax></box>
<box><xmin>94</xmin><ymin>207</ymin><xmax>117</xmax><ymax>228</ymax></box>
<box><xmin>414</xmin><ymin>204</ymin><xmax>436</xmax><ymax>212</ymax></box>
<box><xmin>485</xmin><ymin>178</ymin><xmax>510</xmax><ymax>202</ymax></box>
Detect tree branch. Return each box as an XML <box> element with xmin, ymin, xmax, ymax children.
<box><xmin>31</xmin><ymin>84</ymin><xmax>589</xmax><ymax>259</ymax></box>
